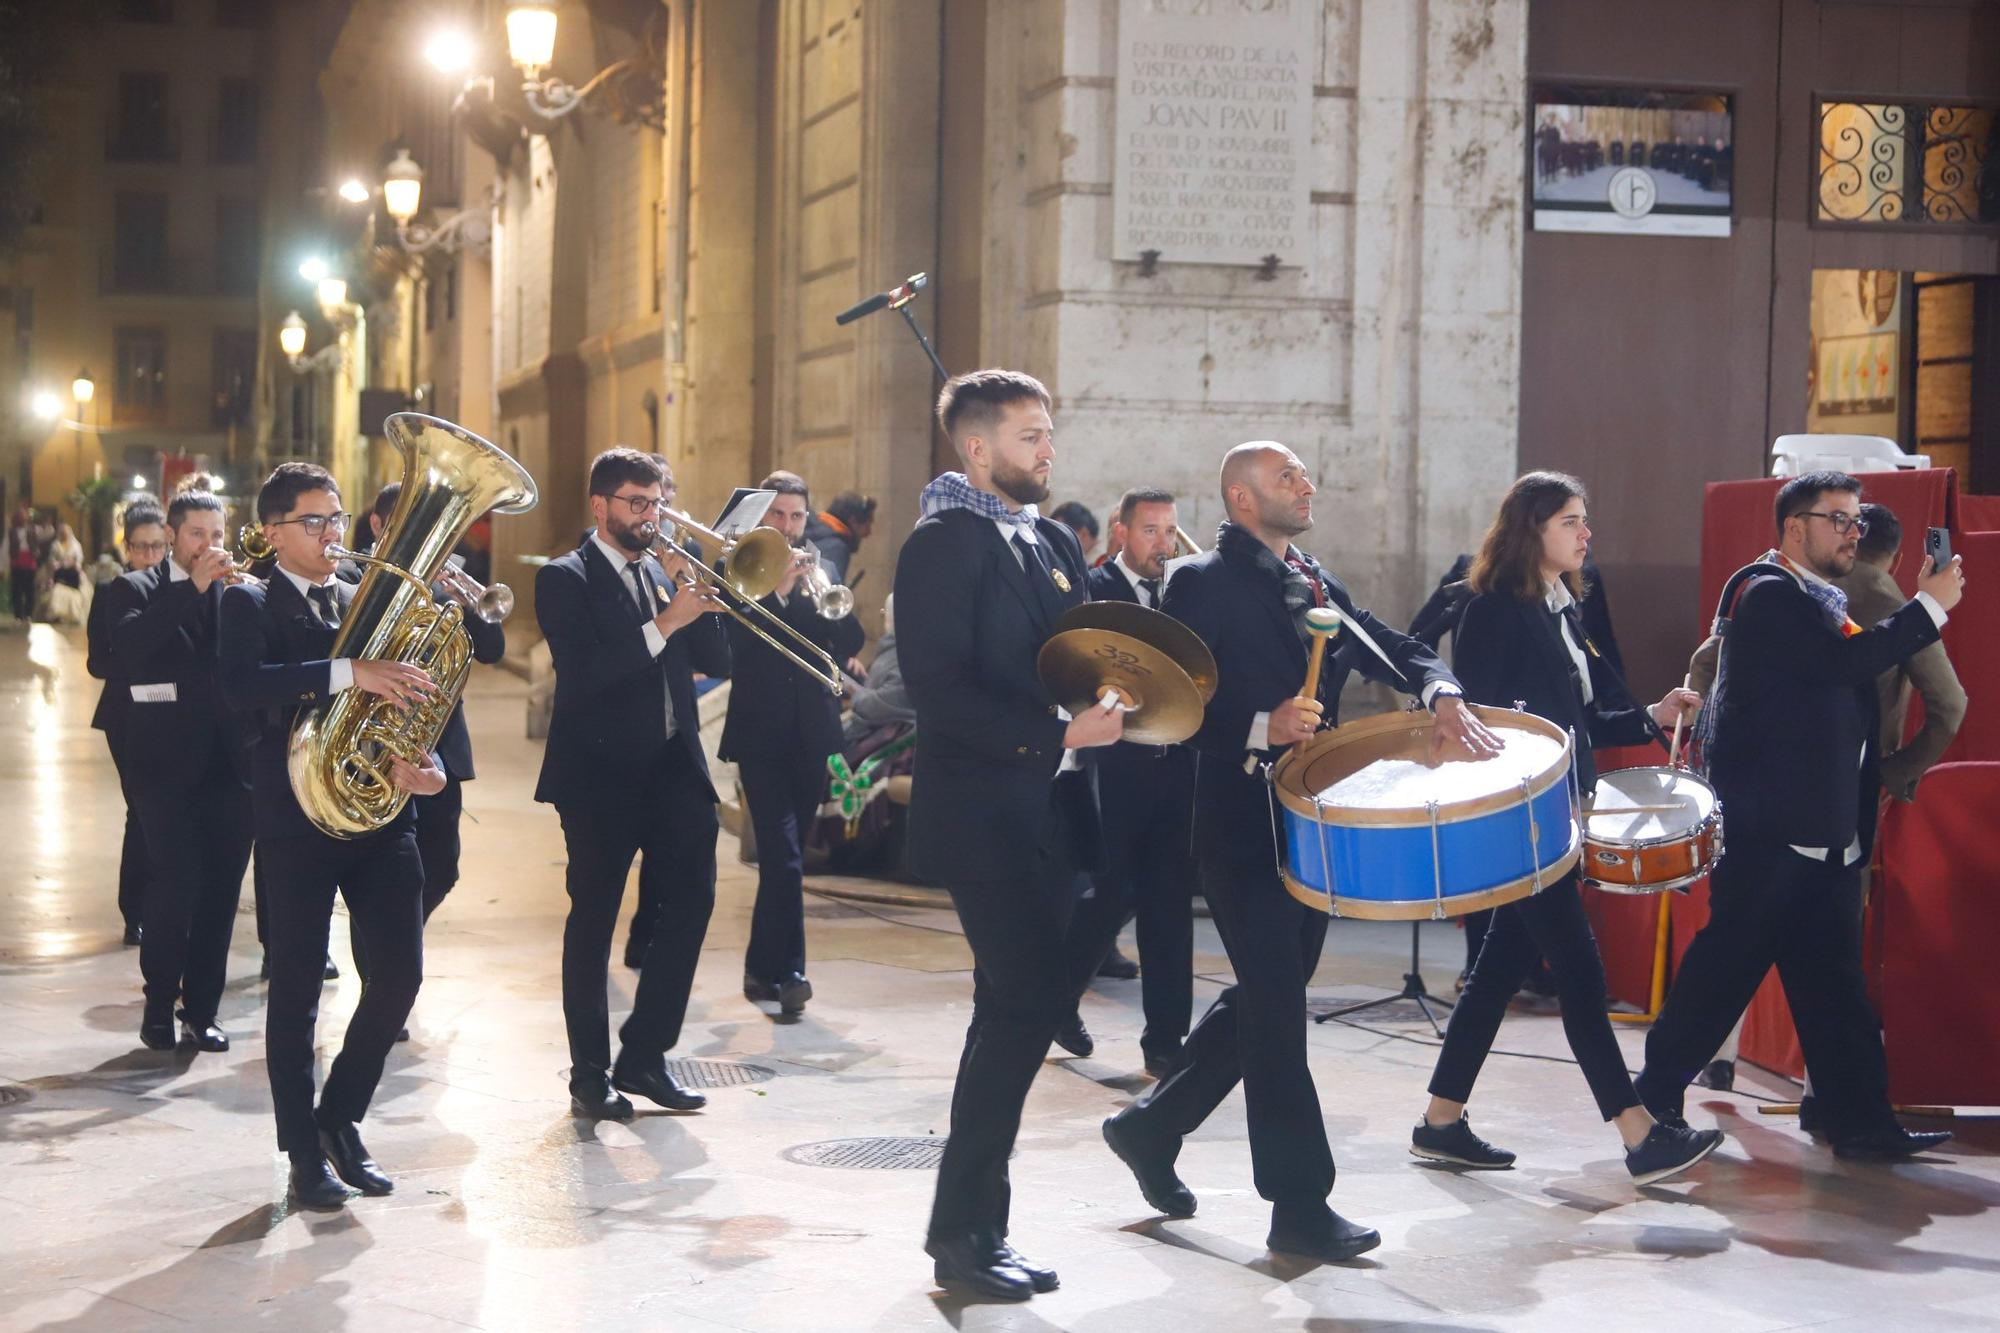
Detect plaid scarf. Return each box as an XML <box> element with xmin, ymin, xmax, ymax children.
<box><xmin>918</xmin><ymin>472</ymin><xmax>1039</xmax><ymax>530</ymax></box>
<box><xmin>1215</xmin><ymin>520</ymin><xmax>1322</xmax><ymax>647</ymax></box>
<box><xmin>1771</xmin><ymin>550</ymin><xmax>1862</xmax><ymax>636</ymax></box>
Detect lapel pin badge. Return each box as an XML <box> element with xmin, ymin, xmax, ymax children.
<box><xmin>1051</xmin><ymin>568</ymin><xmax>1071</xmax><ymax>594</ymax></box>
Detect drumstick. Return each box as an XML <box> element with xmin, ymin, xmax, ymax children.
<box><xmin>1668</xmin><ymin>672</ymin><xmax>1693</xmax><ymax>770</ymax></box>
<box><xmin>1298</xmin><ymin>608</ymin><xmax>1341</xmax><ymax>707</ymax></box>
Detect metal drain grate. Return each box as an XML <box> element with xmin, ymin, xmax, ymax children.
<box><xmin>784</xmin><ymin>1136</ymin><xmax>947</xmax><ymax>1170</ymax></box>
<box><xmin>661</xmin><ymin>1058</ymin><xmax>776</xmax><ymax>1089</ymax></box>
<box><xmin>0</xmin><ymin>1083</ymin><xmax>31</xmax><ymax>1108</ymax></box>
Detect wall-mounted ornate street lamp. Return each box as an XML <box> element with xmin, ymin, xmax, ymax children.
<box><xmin>279</xmin><ymin>312</ymin><xmax>345</xmax><ymax>374</ymax></box>
<box><xmin>426</xmin><ymin>4</ymin><xmax>666</xmax><ymax>133</ymax></box>
<box><xmin>379</xmin><ymin>149</ymin><xmax>500</xmax><ymax>255</ymax></box>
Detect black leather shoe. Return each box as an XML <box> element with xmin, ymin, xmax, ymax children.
<box><xmin>624</xmin><ymin>935</ymin><xmax>649</xmax><ymax>971</ymax></box>
<box><xmin>1797</xmin><ymin>1094</ymin><xmax>1823</xmax><ymax>1135</ymax></box>
<box><xmin>1102</xmin><ymin>1112</ymin><xmax>1196</xmax><ymax>1217</ymax></box>
<box><xmin>1096</xmin><ymin>946</ymin><xmax>1139</xmax><ymax>980</ymax></box>
<box><xmin>259</xmin><ymin>954</ymin><xmax>270</xmax><ymax>981</ymax></box>
<box><xmin>288</xmin><ymin>1152</ymin><xmax>351</xmax><ymax>1210</ymax></box>
<box><xmin>139</xmin><ymin>1012</ymin><xmax>176</xmax><ymax>1051</ymax></box>
<box><xmin>778</xmin><ymin>972</ymin><xmax>812</xmax><ymax>1015</ymax></box>
<box><xmin>322</xmin><ymin>955</ymin><xmax>340</xmax><ymax>981</ymax></box>
<box><xmin>122</xmin><ymin>923</ymin><xmax>142</xmax><ymax>947</ymax></box>
<box><xmin>179</xmin><ymin>1019</ymin><xmax>229</xmax><ymax>1053</ymax></box>
<box><xmin>1267</xmin><ymin>1203</ymin><xmax>1381</xmax><ymax>1262</ymax></box>
<box><xmin>317</xmin><ymin>1120</ymin><xmax>393</xmax><ymax>1195</ymax></box>
<box><xmin>1142</xmin><ymin>1046</ymin><xmax>1181</xmax><ymax>1078</ymax></box>
<box><xmin>743</xmin><ymin>972</ymin><xmax>779</xmax><ymax>1002</ymax></box>
<box><xmin>569</xmin><ymin>1080</ymin><xmax>635</xmax><ymax>1121</ymax></box>
<box><xmin>926</xmin><ymin>1233</ymin><xmax>1034</xmax><ymax>1301</ymax></box>
<box><xmin>395</xmin><ymin>1026</ymin><xmax>411</xmax><ymax>1043</ymax></box>
<box><xmin>986</xmin><ymin>1237</ymin><xmax>1058</xmax><ymax>1293</ymax></box>
<box><xmin>1831</xmin><ymin>1126</ymin><xmax>1953</xmax><ymax>1161</ymax></box>
<box><xmin>1693</xmin><ymin>1059</ymin><xmax>1735</xmax><ymax>1091</ymax></box>
<box><xmin>1053</xmin><ymin>1013</ymin><xmax>1094</xmax><ymax>1059</ymax></box>
<box><xmin>613</xmin><ymin>1060</ymin><xmax>707</xmax><ymax>1112</ymax></box>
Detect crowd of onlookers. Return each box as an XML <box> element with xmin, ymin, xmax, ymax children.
<box><xmin>6</xmin><ymin>503</ymin><xmax>126</xmax><ymax>627</ymax></box>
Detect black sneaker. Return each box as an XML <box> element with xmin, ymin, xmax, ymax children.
<box><xmin>1410</xmin><ymin>1114</ymin><xmax>1516</xmax><ymax>1169</ymax></box>
<box><xmin>1693</xmin><ymin>1059</ymin><xmax>1735</xmax><ymax>1091</ymax></box>
<box><xmin>1626</xmin><ymin>1122</ymin><xmax>1723</xmax><ymax>1185</ymax></box>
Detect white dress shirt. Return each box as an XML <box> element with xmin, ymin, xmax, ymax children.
<box><xmin>1545</xmin><ymin>578</ymin><xmax>1594</xmax><ymax>706</ymax></box>
<box><xmin>1113</xmin><ymin>551</ymin><xmax>1162</xmax><ymax>607</ymax></box>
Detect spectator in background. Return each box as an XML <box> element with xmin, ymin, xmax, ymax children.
<box><xmin>8</xmin><ymin>506</ymin><xmax>40</xmax><ymax>621</ymax></box>
<box><xmin>803</xmin><ymin>491</ymin><xmax>876</xmax><ymax>587</ymax></box>
<box><xmin>43</xmin><ymin>522</ymin><xmax>87</xmax><ymax>624</ymax></box>
<box><xmin>1050</xmin><ymin>500</ymin><xmax>1101</xmax><ymax>565</ymax></box>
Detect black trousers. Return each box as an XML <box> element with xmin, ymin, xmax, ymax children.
<box><xmin>556</xmin><ymin>742</ymin><xmax>717</xmax><ymax>1083</ymax></box>
<box><xmin>130</xmin><ymin>778</ymin><xmax>252</xmax><ymax>1027</ymax></box>
<box><xmin>9</xmin><ymin>566</ymin><xmax>32</xmax><ymax>620</ymax></box>
<box><xmin>1061</xmin><ymin>783</ymin><xmax>1196</xmax><ymax>1059</ymax></box>
<box><xmin>261</xmin><ymin>828</ymin><xmax>423</xmax><ymax>1155</ymax></box>
<box><xmin>1636</xmin><ymin>839</ymin><xmax>1894</xmax><ymax>1141</ymax></box>
<box><xmin>1123</xmin><ymin>855</ymin><xmax>1334</xmax><ymax>1205</ymax></box>
<box><xmin>104</xmin><ymin>731</ymin><xmax>149</xmax><ymax>932</ymax></box>
<box><xmin>929</xmin><ymin>846</ymin><xmax>1080</xmax><ymax>1241</ymax></box>
<box><xmin>1428</xmin><ymin>872</ymin><xmax>1638</xmax><ymax>1120</ymax></box>
<box><xmin>739</xmin><ymin>751</ymin><xmax>825</xmax><ymax>984</ymax></box>
<box><xmin>350</xmin><ymin>776</ymin><xmax>463</xmax><ymax>984</ymax></box>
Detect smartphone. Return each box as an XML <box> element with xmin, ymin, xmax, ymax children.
<box><xmin>1926</xmin><ymin>526</ymin><xmax>1952</xmax><ymax>572</ymax></box>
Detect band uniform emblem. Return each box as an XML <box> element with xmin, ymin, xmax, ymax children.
<box><xmin>1051</xmin><ymin>568</ymin><xmax>1071</xmax><ymax>594</ymax></box>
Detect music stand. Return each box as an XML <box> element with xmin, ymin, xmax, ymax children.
<box><xmin>1314</xmin><ymin>920</ymin><xmax>1454</xmax><ymax>1037</ymax></box>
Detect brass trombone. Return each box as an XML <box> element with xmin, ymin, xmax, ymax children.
<box><xmin>639</xmin><ymin>509</ymin><xmax>843</xmax><ymax>694</ymax></box>
<box><xmin>1172</xmin><ymin>526</ymin><xmax>1205</xmax><ymax>558</ymax></box>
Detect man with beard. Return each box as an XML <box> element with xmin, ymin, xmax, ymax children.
<box><xmin>1058</xmin><ymin>487</ymin><xmax>1199</xmax><ymax>1074</ymax></box>
<box><xmin>898</xmin><ymin>369</ymin><xmax>1124</xmax><ymax>1301</ymax></box>
<box><xmin>1634</xmin><ymin>471</ymin><xmax>1963</xmax><ymax>1161</ymax></box>
<box><xmin>535</xmin><ymin>447</ymin><xmax>729</xmax><ymax>1121</ymax></box>
<box><xmin>1100</xmin><ymin>441</ymin><xmax>1500</xmax><ymax>1263</ymax></box>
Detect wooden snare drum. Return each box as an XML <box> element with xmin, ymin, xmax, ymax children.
<box><xmin>1581</xmin><ymin>766</ymin><xmax>1721</xmax><ymax>894</ymax></box>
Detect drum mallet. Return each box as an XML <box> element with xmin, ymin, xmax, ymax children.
<box><xmin>1299</xmin><ymin>607</ymin><xmax>1342</xmax><ymax>713</ymax></box>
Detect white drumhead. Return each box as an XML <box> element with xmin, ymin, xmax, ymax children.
<box><xmin>1585</xmin><ymin>767</ymin><xmax>1716</xmax><ymax>845</ymax></box>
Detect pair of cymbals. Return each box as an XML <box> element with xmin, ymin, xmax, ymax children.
<box><xmin>1037</xmin><ymin>602</ymin><xmax>1217</xmax><ymax>745</ymax></box>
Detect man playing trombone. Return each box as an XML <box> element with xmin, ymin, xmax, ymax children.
<box><xmin>719</xmin><ymin>471</ymin><xmax>865</xmax><ymax>1016</ymax></box>
<box><xmin>535</xmin><ymin>447</ymin><xmax>729</xmax><ymax>1120</ymax></box>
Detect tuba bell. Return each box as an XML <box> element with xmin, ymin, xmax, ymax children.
<box><xmin>287</xmin><ymin>412</ymin><xmax>538</xmax><ymax>838</ymax></box>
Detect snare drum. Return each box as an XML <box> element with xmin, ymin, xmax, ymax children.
<box><xmin>1271</xmin><ymin>705</ymin><xmax>1581</xmax><ymax>920</ymax></box>
<box><xmin>1581</xmin><ymin>766</ymin><xmax>1721</xmax><ymax>894</ymax></box>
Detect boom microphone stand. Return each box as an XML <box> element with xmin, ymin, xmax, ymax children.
<box><xmin>835</xmin><ymin>272</ymin><xmax>947</xmax><ymax>384</ymax></box>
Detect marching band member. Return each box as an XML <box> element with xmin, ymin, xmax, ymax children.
<box><xmin>1101</xmin><ymin>441</ymin><xmax>1493</xmax><ymax>1263</ymax></box>
<box><xmin>1406</xmin><ymin>472</ymin><xmax>1722</xmax><ymax>1184</ymax></box>
<box><xmin>1062</xmin><ymin>486</ymin><xmax>1198</xmax><ymax>1075</ymax></box>
<box><xmin>898</xmin><ymin>369</ymin><xmax>1120</xmax><ymax>1301</ymax></box>
<box><xmin>87</xmin><ymin>498</ymin><xmax>166</xmax><ymax>946</ymax></box>
<box><xmin>719</xmin><ymin>471</ymin><xmax>864</xmax><ymax>1016</ymax></box>
<box><xmin>535</xmin><ymin>448</ymin><xmax>729</xmax><ymax>1121</ymax></box>
<box><xmin>219</xmin><ymin>464</ymin><xmax>445</xmax><ymax>1208</ymax></box>
<box><xmin>1635</xmin><ymin>472</ymin><xmax>1963</xmax><ymax>1161</ymax></box>
<box><xmin>102</xmin><ymin>485</ymin><xmax>251</xmax><ymax>1053</ymax></box>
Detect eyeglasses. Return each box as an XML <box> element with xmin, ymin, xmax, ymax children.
<box><xmin>1796</xmin><ymin>510</ymin><xmax>1869</xmax><ymax>537</ymax></box>
<box><xmin>127</xmin><ymin>541</ymin><xmax>169</xmax><ymax>556</ymax></box>
<box><xmin>268</xmin><ymin>511</ymin><xmax>352</xmax><ymax>537</ymax></box>
<box><xmin>606</xmin><ymin>493</ymin><xmax>667</xmax><ymax>517</ymax></box>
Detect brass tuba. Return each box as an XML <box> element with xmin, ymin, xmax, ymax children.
<box><xmin>287</xmin><ymin>412</ymin><xmax>538</xmax><ymax>838</ymax></box>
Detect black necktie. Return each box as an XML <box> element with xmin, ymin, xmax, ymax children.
<box><xmin>1140</xmin><ymin>577</ymin><xmax>1161</xmax><ymax>607</ymax></box>
<box><xmin>625</xmin><ymin>561</ymin><xmax>652</xmax><ymax>622</ymax></box>
<box><xmin>308</xmin><ymin>584</ymin><xmax>340</xmax><ymax>629</ymax></box>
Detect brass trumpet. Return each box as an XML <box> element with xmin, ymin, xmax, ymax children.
<box><xmin>638</xmin><ymin>509</ymin><xmax>843</xmax><ymax>694</ymax></box>
<box><xmin>798</xmin><ymin>542</ymin><xmax>854</xmax><ymax>620</ymax></box>
<box><xmin>434</xmin><ymin>561</ymin><xmax>515</xmax><ymax>625</ymax></box>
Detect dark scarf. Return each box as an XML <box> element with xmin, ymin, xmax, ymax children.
<box><xmin>1215</xmin><ymin>520</ymin><xmax>1323</xmax><ymax>647</ymax></box>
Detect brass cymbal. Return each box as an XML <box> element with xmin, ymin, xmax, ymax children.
<box><xmin>1050</xmin><ymin>602</ymin><xmax>1218</xmax><ymax>703</ymax></box>
<box><xmin>1038</xmin><ymin>628</ymin><xmax>1208</xmax><ymax>745</ymax></box>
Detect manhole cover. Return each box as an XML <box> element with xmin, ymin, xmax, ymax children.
<box><xmin>784</xmin><ymin>1136</ymin><xmax>947</xmax><ymax>1170</ymax></box>
<box><xmin>662</xmin><ymin>1058</ymin><xmax>776</xmax><ymax>1089</ymax></box>
<box><xmin>0</xmin><ymin>1083</ymin><xmax>31</xmax><ymax>1108</ymax></box>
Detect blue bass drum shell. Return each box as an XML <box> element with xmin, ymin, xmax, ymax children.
<box><xmin>1270</xmin><ymin>705</ymin><xmax>1581</xmax><ymax>919</ymax></box>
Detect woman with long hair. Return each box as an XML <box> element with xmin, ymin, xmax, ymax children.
<box><xmin>1408</xmin><ymin>471</ymin><xmax>1723</xmax><ymax>1185</ymax></box>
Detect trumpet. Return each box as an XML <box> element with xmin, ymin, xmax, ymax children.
<box><xmin>798</xmin><ymin>542</ymin><xmax>854</xmax><ymax>620</ymax></box>
<box><xmin>434</xmin><ymin>561</ymin><xmax>515</xmax><ymax>625</ymax></box>
<box><xmin>638</xmin><ymin>508</ymin><xmax>843</xmax><ymax>695</ymax></box>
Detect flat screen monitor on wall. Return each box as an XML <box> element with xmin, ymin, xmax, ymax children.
<box><xmin>1529</xmin><ymin>86</ymin><xmax>1734</xmax><ymax>238</ymax></box>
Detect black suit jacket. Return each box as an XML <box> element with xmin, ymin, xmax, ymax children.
<box><xmin>1708</xmin><ymin>569</ymin><xmax>1941</xmax><ymax>854</ymax></box>
<box><xmin>217</xmin><ymin>570</ymin><xmax>391</xmax><ymax>840</ymax></box>
<box><xmin>102</xmin><ymin>562</ymin><xmax>249</xmax><ymax>785</ymax></box>
<box><xmin>1450</xmin><ymin>589</ymin><xmax>1653</xmax><ymax>798</ymax></box>
<box><xmin>718</xmin><ymin>582</ymin><xmax>864</xmax><ymax>764</ymax></box>
<box><xmin>335</xmin><ymin>558</ymin><xmax>505</xmax><ymax>781</ymax></box>
<box><xmin>1084</xmin><ymin>562</ymin><xmax>1196</xmax><ymax>841</ymax></box>
<box><xmin>1162</xmin><ymin>542</ymin><xmax>1457</xmax><ymax>866</ymax></box>
<box><xmin>532</xmin><ymin>534</ymin><xmax>729</xmax><ymax>807</ymax></box>
<box><xmin>86</xmin><ymin>572</ymin><xmax>131</xmax><ymax>738</ymax></box>
<box><xmin>895</xmin><ymin>507</ymin><xmax>1101</xmax><ymax>882</ymax></box>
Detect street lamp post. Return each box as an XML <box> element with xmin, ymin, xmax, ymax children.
<box><xmin>378</xmin><ymin>148</ymin><xmax>500</xmax><ymax>255</ymax></box>
<box><xmin>426</xmin><ymin>4</ymin><xmax>666</xmax><ymax>132</ymax></box>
